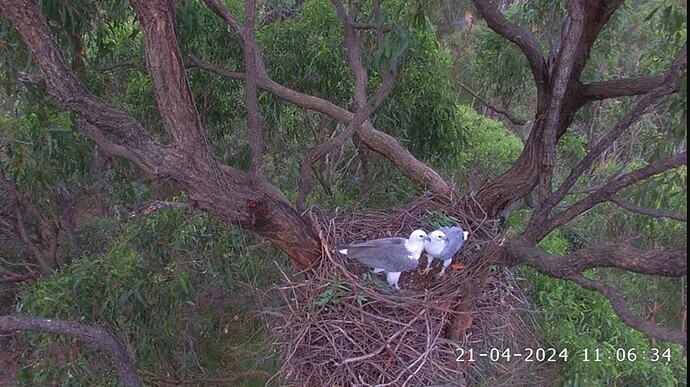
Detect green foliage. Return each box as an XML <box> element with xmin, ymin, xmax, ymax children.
<box><xmin>258</xmin><ymin>0</ymin><xmax>467</xmax><ymax>162</ymax></box>
<box><xmin>1</xmin><ymin>111</ymin><xmax>91</xmax><ymax>195</ymax></box>
<box><xmin>17</xmin><ymin>238</ymin><xmax>192</xmax><ymax>384</ymax></box>
<box><xmin>14</xmin><ymin>206</ymin><xmax>282</xmax><ymax>385</ymax></box>
<box><xmin>455</xmin><ymin>105</ymin><xmax>523</xmax><ymax>187</ymax></box>
<box><xmin>522</xmin><ymin>266</ymin><xmax>687</xmax><ymax>386</ymax></box>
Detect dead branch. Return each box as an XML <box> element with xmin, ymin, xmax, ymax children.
<box><xmin>459</xmin><ymin>83</ymin><xmax>528</xmax><ymax>125</ymax></box>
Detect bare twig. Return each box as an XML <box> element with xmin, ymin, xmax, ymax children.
<box><xmin>609</xmin><ymin>195</ymin><xmax>687</xmax><ymax>222</ymax></box>
<box><xmin>459</xmin><ymin>83</ymin><xmax>528</xmax><ymax>125</ymax></box>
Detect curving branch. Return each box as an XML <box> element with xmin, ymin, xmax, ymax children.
<box><xmin>505</xmin><ymin>242</ymin><xmax>687</xmax><ymax>278</ymax></box>
<box><xmin>472</xmin><ymin>0</ymin><xmax>548</xmax><ymax>92</ymax></box>
<box><xmin>503</xmin><ymin>242</ymin><xmax>687</xmax><ymax>345</ymax></box>
<box><xmin>528</xmin><ymin>151</ymin><xmax>688</xmax><ymax>242</ymax></box>
<box><xmin>0</xmin><ymin>0</ymin><xmax>322</xmax><ymax>269</ymax></box>
<box><xmin>0</xmin><ymin>315</ymin><xmax>142</xmax><ymax>386</ymax></box>
<box><xmin>526</xmin><ymin>43</ymin><xmax>688</xmax><ymax>235</ymax></box>
<box><xmin>0</xmin><ymin>0</ymin><xmax>166</xmax><ymax>175</ymax></box>
<box><xmin>193</xmin><ymin>2</ymin><xmax>453</xmax><ymax>195</ymax></box>
<box><xmin>609</xmin><ymin>195</ymin><xmax>687</xmax><ymax>222</ymax></box>
<box><xmin>572</xmin><ymin>275</ymin><xmax>686</xmax><ymax>346</ymax></box>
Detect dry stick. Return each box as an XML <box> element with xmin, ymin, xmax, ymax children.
<box><xmin>338</xmin><ymin>309</ymin><xmax>426</xmax><ymax>365</ymax></box>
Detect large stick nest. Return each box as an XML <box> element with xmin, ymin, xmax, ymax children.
<box><xmin>265</xmin><ymin>196</ymin><xmax>546</xmax><ymax>386</ymax></box>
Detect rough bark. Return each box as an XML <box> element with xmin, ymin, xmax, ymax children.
<box><xmin>0</xmin><ymin>315</ymin><xmax>142</xmax><ymax>387</ymax></box>
<box><xmin>0</xmin><ymin>0</ymin><xmax>321</xmax><ymax>269</ymax></box>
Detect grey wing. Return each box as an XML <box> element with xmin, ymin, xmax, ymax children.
<box><xmin>344</xmin><ymin>239</ymin><xmax>417</xmax><ymax>272</ymax></box>
<box><xmin>346</xmin><ymin>237</ymin><xmax>406</xmax><ymax>249</ymax></box>
<box><xmin>438</xmin><ymin>226</ymin><xmax>465</xmax><ymax>260</ymax></box>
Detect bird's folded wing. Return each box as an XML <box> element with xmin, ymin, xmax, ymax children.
<box><xmin>345</xmin><ymin>237</ymin><xmax>406</xmax><ymax>248</ymax></box>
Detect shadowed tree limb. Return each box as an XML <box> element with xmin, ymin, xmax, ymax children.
<box><xmin>471</xmin><ymin>0</ymin><xmax>548</xmax><ymax>93</ymax></box>
<box><xmin>0</xmin><ymin>315</ymin><xmax>142</xmax><ymax>387</ymax></box>
<box><xmin>608</xmin><ymin>195</ymin><xmax>687</xmax><ymax>222</ymax></box>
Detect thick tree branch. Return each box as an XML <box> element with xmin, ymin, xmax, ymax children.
<box><xmin>537</xmin><ymin>0</ymin><xmax>626</xmax><ymax>202</ymax></box>
<box><xmin>505</xmin><ymin>242</ymin><xmax>687</xmax><ymax>277</ymax></box>
<box><xmin>472</xmin><ymin>0</ymin><xmax>548</xmax><ymax>92</ymax></box>
<box><xmin>0</xmin><ymin>315</ymin><xmax>142</xmax><ymax>386</ymax></box>
<box><xmin>474</xmin><ymin>1</ymin><xmax>625</xmax><ymax>218</ymax></box>
<box><xmin>0</xmin><ymin>0</ymin><xmax>166</xmax><ymax>175</ymax></box>
<box><xmin>580</xmin><ymin>75</ymin><xmax>677</xmax><ymax>102</ymax></box>
<box><xmin>189</xmin><ymin>57</ymin><xmax>452</xmax><ymax>196</ymax></box>
<box><xmin>527</xmin><ymin>43</ymin><xmax>688</xmax><ymax>233</ymax></box>
<box><xmin>609</xmin><ymin>195</ymin><xmax>687</xmax><ymax>222</ymax></box>
<box><xmin>244</xmin><ymin>0</ymin><xmax>264</xmax><ymax>176</ymax></box>
<box><xmin>1</xmin><ymin>0</ymin><xmax>322</xmax><ymax>269</ymax></box>
<box><xmin>129</xmin><ymin>0</ymin><xmax>210</xmax><ymax>156</ymax></box>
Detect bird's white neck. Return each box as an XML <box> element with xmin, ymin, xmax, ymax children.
<box><xmin>404</xmin><ymin>240</ymin><xmax>425</xmax><ymax>260</ymax></box>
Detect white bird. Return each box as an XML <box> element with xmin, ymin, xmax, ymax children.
<box><xmin>338</xmin><ymin>229</ymin><xmax>429</xmax><ymax>289</ymax></box>
<box><xmin>423</xmin><ymin>226</ymin><xmax>469</xmax><ymax>277</ymax></box>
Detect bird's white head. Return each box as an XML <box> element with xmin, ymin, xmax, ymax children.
<box><xmin>424</xmin><ymin>230</ymin><xmax>448</xmax><ymax>256</ymax></box>
<box><xmin>405</xmin><ymin>229</ymin><xmax>428</xmax><ymax>259</ymax></box>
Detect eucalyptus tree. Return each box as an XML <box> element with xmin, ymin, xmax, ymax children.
<box><xmin>0</xmin><ymin>0</ymin><xmax>686</xmax><ymax>359</ymax></box>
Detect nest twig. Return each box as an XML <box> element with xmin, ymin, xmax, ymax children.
<box><xmin>265</xmin><ymin>195</ymin><xmax>545</xmax><ymax>386</ymax></box>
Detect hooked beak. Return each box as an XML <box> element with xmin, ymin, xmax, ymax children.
<box><xmin>444</xmin><ymin>237</ymin><xmax>450</xmax><ymax>242</ymax></box>
<box><xmin>424</xmin><ymin>236</ymin><xmax>431</xmax><ymax>242</ymax></box>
